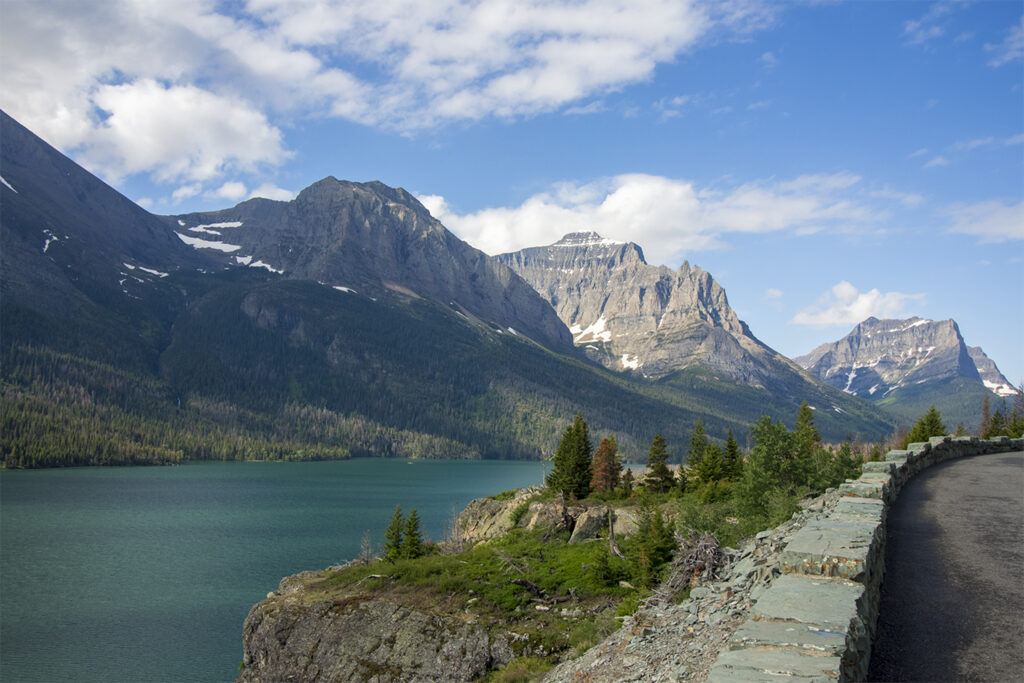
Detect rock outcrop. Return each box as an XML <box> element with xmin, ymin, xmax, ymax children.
<box><xmin>238</xmin><ymin>571</ymin><xmax>516</xmax><ymax>683</ymax></box>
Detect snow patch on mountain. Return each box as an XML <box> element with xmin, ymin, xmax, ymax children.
<box><xmin>176</xmin><ymin>232</ymin><xmax>243</xmax><ymax>253</ymax></box>
<box><xmin>1</xmin><ymin>175</ymin><xmax>17</xmax><ymax>193</ymax></box>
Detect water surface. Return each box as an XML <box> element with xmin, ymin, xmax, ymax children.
<box><xmin>1</xmin><ymin>459</ymin><xmax>546</xmax><ymax>682</ymax></box>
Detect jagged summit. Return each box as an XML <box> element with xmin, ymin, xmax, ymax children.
<box><xmin>796</xmin><ymin>317</ymin><xmax>980</xmax><ymax>399</ymax></box>
<box><xmin>796</xmin><ymin>316</ymin><xmax>1017</xmax><ymax>426</ymax></box>
<box><xmin>499</xmin><ymin>234</ymin><xmax>796</xmax><ymax>387</ymax></box>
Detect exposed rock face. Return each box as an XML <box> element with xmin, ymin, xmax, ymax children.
<box><xmin>238</xmin><ymin>571</ymin><xmax>514</xmax><ymax>683</ymax></box>
<box><xmin>0</xmin><ymin>110</ymin><xmax>211</xmax><ymax>314</ymax></box>
<box><xmin>795</xmin><ymin>317</ymin><xmax>996</xmax><ymax>399</ymax></box>
<box><xmin>170</xmin><ymin>178</ymin><xmax>572</xmax><ymax>350</ymax></box>
<box><xmin>967</xmin><ymin>346</ymin><xmax>1018</xmax><ymax>397</ymax></box>
<box><xmin>497</xmin><ymin>232</ymin><xmax>801</xmax><ymax>387</ymax></box>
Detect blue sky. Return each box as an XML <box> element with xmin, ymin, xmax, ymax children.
<box><xmin>2</xmin><ymin>0</ymin><xmax>1021</xmax><ymax>387</ymax></box>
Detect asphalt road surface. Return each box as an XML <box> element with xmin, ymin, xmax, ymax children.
<box><xmin>868</xmin><ymin>451</ymin><xmax>1024</xmax><ymax>682</ymax></box>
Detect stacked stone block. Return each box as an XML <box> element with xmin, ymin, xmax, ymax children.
<box><xmin>708</xmin><ymin>436</ymin><xmax>1022</xmax><ymax>682</ymax></box>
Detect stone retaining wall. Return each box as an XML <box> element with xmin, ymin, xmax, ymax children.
<box><xmin>707</xmin><ymin>435</ymin><xmax>1023</xmax><ymax>682</ymax></box>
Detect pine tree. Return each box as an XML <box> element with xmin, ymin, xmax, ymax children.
<box><xmin>907</xmin><ymin>405</ymin><xmax>946</xmax><ymax>444</ymax></box>
<box><xmin>546</xmin><ymin>413</ymin><xmax>593</xmax><ymax>498</ymax></box>
<box><xmin>979</xmin><ymin>393</ymin><xmax>992</xmax><ymax>438</ymax></box>
<box><xmin>831</xmin><ymin>442</ymin><xmax>860</xmax><ymax>484</ymax></box>
<box><xmin>694</xmin><ymin>442</ymin><xmax>724</xmax><ymax>486</ymax></box>
<box><xmin>955</xmin><ymin>422</ymin><xmax>968</xmax><ymax>437</ymax></box>
<box><xmin>790</xmin><ymin>401</ymin><xmax>820</xmax><ymax>488</ymax></box>
<box><xmin>589</xmin><ymin>435</ymin><xmax>621</xmax><ymax>493</ymax></box>
<box><xmin>735</xmin><ymin>416</ymin><xmax>791</xmax><ymax>518</ymax></box>
<box><xmin>401</xmin><ymin>509</ymin><xmax>424</xmax><ymax>559</ymax></box>
<box><xmin>686</xmin><ymin>419</ymin><xmax>708</xmax><ymax>474</ymax></box>
<box><xmin>644</xmin><ymin>434</ymin><xmax>674</xmax><ymax>493</ymax></box>
<box><xmin>383</xmin><ymin>505</ymin><xmax>404</xmax><ymax>563</ymax></box>
<box><xmin>723</xmin><ymin>428</ymin><xmax>742</xmax><ymax>480</ymax></box>
<box><xmin>985</xmin><ymin>409</ymin><xmax>1008</xmax><ymax>438</ymax></box>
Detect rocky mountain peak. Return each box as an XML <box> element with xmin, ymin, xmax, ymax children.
<box><xmin>795</xmin><ymin>317</ymin><xmax>984</xmax><ymax>399</ymax></box>
<box><xmin>967</xmin><ymin>346</ymin><xmax>1018</xmax><ymax>397</ymax></box>
<box><xmin>498</xmin><ymin>235</ymin><xmax>786</xmax><ymax>385</ymax></box>
<box><xmin>170</xmin><ymin>178</ymin><xmax>572</xmax><ymax>350</ymax></box>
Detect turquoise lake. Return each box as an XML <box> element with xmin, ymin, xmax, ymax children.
<box><xmin>0</xmin><ymin>459</ymin><xmax>548</xmax><ymax>682</ymax></box>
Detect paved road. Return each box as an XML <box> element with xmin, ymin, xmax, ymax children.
<box><xmin>868</xmin><ymin>451</ymin><xmax>1024</xmax><ymax>682</ymax></box>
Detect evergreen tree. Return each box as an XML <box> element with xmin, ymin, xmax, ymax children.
<box><xmin>907</xmin><ymin>405</ymin><xmax>946</xmax><ymax>444</ymax></box>
<box><xmin>383</xmin><ymin>505</ymin><xmax>404</xmax><ymax>562</ymax></box>
<box><xmin>546</xmin><ymin>413</ymin><xmax>593</xmax><ymax>498</ymax></box>
<box><xmin>979</xmin><ymin>393</ymin><xmax>992</xmax><ymax>438</ymax></box>
<box><xmin>686</xmin><ymin>419</ymin><xmax>709</xmax><ymax>473</ymax></box>
<box><xmin>694</xmin><ymin>442</ymin><xmax>724</xmax><ymax>486</ymax></box>
<box><xmin>790</xmin><ymin>401</ymin><xmax>820</xmax><ymax>488</ymax></box>
<box><xmin>723</xmin><ymin>428</ymin><xmax>743</xmax><ymax>480</ymax></box>
<box><xmin>985</xmin><ymin>409</ymin><xmax>1008</xmax><ymax>438</ymax></box>
<box><xmin>644</xmin><ymin>434</ymin><xmax>674</xmax><ymax>493</ymax></box>
<box><xmin>589</xmin><ymin>435</ymin><xmax>621</xmax><ymax>494</ymax></box>
<box><xmin>831</xmin><ymin>442</ymin><xmax>860</xmax><ymax>484</ymax></box>
<box><xmin>735</xmin><ymin>416</ymin><xmax>791</xmax><ymax>518</ymax></box>
<box><xmin>401</xmin><ymin>508</ymin><xmax>424</xmax><ymax>559</ymax></box>
<box><xmin>955</xmin><ymin>422</ymin><xmax>968</xmax><ymax>437</ymax></box>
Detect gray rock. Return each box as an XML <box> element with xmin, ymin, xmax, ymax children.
<box><xmin>569</xmin><ymin>505</ymin><xmax>610</xmax><ymax>544</ymax></box>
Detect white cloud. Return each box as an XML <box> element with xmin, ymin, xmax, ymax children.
<box><xmin>211</xmin><ymin>181</ymin><xmax>248</xmax><ymax>201</ymax></box>
<box><xmin>909</xmin><ymin>148</ymin><xmax>929</xmax><ymax>158</ymax></box>
<box><xmin>0</xmin><ymin>0</ymin><xmax>783</xmax><ymax>188</ymax></box>
<box><xmin>172</xmin><ymin>184</ymin><xmax>203</xmax><ymax>202</ymax></box>
<box><xmin>945</xmin><ymin>199</ymin><xmax>1024</xmax><ymax>242</ymax></box>
<box><xmin>760</xmin><ymin>51</ymin><xmax>778</xmax><ymax>70</ymax></box>
<box><xmin>249</xmin><ymin>183</ymin><xmax>297</xmax><ymax>201</ymax></box>
<box><xmin>923</xmin><ymin>155</ymin><xmax>949</xmax><ymax>168</ymax></box>
<box><xmin>765</xmin><ymin>288</ymin><xmax>783</xmax><ymax>299</ymax></box>
<box><xmin>792</xmin><ymin>281</ymin><xmax>924</xmax><ymax>327</ymax></box>
<box><xmin>903</xmin><ymin>2</ymin><xmax>955</xmax><ymax>47</ymax></box>
<box><xmin>986</xmin><ymin>16</ymin><xmax>1024</xmax><ymax>67</ymax></box>
<box><xmin>950</xmin><ymin>137</ymin><xmax>994</xmax><ymax>152</ymax></box>
<box><xmin>420</xmin><ymin>171</ymin><xmax>891</xmax><ymax>265</ymax></box>
<box><xmin>1005</xmin><ymin>133</ymin><xmax>1024</xmax><ymax>146</ymax></box>
<box><xmin>78</xmin><ymin>80</ymin><xmax>290</xmax><ymax>184</ymax></box>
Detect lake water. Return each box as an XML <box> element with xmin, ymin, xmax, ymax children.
<box><xmin>0</xmin><ymin>459</ymin><xmax>547</xmax><ymax>682</ymax></box>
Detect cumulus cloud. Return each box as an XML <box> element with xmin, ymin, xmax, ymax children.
<box><xmin>419</xmin><ymin>171</ymin><xmax>891</xmax><ymax>265</ymax></box>
<box><xmin>249</xmin><ymin>183</ymin><xmax>297</xmax><ymax>201</ymax></box>
<box><xmin>944</xmin><ymin>199</ymin><xmax>1024</xmax><ymax>242</ymax></box>
<box><xmin>791</xmin><ymin>281</ymin><xmax>924</xmax><ymax>327</ymax></box>
<box><xmin>0</xmin><ymin>0</ymin><xmax>783</xmax><ymax>190</ymax></box>
<box><xmin>211</xmin><ymin>181</ymin><xmax>248</xmax><ymax>201</ymax></box>
<box><xmin>78</xmin><ymin>80</ymin><xmax>290</xmax><ymax>184</ymax></box>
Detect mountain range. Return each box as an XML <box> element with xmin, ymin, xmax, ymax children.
<box><xmin>0</xmin><ymin>109</ymin><xmax>1012</xmax><ymax>467</ymax></box>
<box><xmin>796</xmin><ymin>316</ymin><xmax>1018</xmax><ymax>427</ymax></box>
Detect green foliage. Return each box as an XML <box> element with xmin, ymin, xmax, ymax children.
<box><xmin>488</xmin><ymin>656</ymin><xmax>554</xmax><ymax>683</ymax></box>
<box><xmin>723</xmin><ymin>428</ymin><xmax>743</xmax><ymax>480</ymax></box>
<box><xmin>617</xmin><ymin>469</ymin><xmax>635</xmax><ymax>498</ymax></box>
<box><xmin>984</xmin><ymin>409</ymin><xmax>1008</xmax><ymax>438</ymax></box>
<box><xmin>906</xmin><ymin>405</ymin><xmax>947</xmax><ymax>444</ymax></box>
<box><xmin>644</xmin><ymin>434</ymin><xmax>674</xmax><ymax>493</ymax></box>
<box><xmin>693</xmin><ymin>443</ymin><xmax>725</xmax><ymax>487</ymax></box>
<box><xmin>627</xmin><ymin>494</ymin><xmax>675</xmax><ymax>587</ymax></box>
<box><xmin>402</xmin><ymin>509</ymin><xmax>424</xmax><ymax>560</ymax></box>
<box><xmin>686</xmin><ymin>419</ymin><xmax>709</xmax><ymax>473</ymax></box>
<box><xmin>546</xmin><ymin>413</ymin><xmax>593</xmax><ymax>498</ymax></box>
<box><xmin>509</xmin><ymin>502</ymin><xmax>531</xmax><ymax>526</ymax></box>
<box><xmin>383</xmin><ymin>505</ymin><xmax>405</xmax><ymax>562</ymax></box>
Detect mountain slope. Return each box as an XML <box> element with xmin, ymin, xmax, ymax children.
<box><xmin>795</xmin><ymin>317</ymin><xmax>1017</xmax><ymax>428</ymax></box>
<box><xmin>167</xmin><ymin>179</ymin><xmax>572</xmax><ymax>351</ymax></box>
